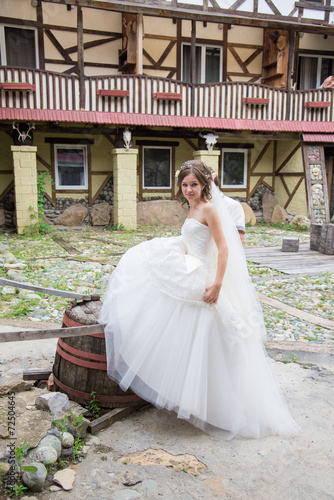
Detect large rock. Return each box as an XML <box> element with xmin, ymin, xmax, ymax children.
<box><xmin>271</xmin><ymin>204</ymin><xmax>288</xmax><ymax>223</ymax></box>
<box><xmin>0</xmin><ymin>209</ymin><xmax>5</xmax><ymax>227</ymax></box>
<box><xmin>262</xmin><ymin>193</ymin><xmax>278</xmax><ymax>223</ymax></box>
<box><xmin>0</xmin><ymin>373</ymin><xmax>34</xmax><ymax>396</ymax></box>
<box><xmin>90</xmin><ymin>202</ymin><xmax>111</xmax><ymax>226</ymax></box>
<box><xmin>22</xmin><ymin>462</ymin><xmax>47</xmax><ymax>493</ymax></box>
<box><xmin>53</xmin><ymin>204</ymin><xmax>88</xmax><ymax>226</ymax></box>
<box><xmin>35</xmin><ymin>392</ymin><xmax>70</xmax><ymax>416</ymax></box>
<box><xmin>240</xmin><ymin>202</ymin><xmax>256</xmax><ymax>226</ymax></box>
<box><xmin>291</xmin><ymin>214</ymin><xmax>311</xmax><ymax>230</ymax></box>
<box><xmin>137</xmin><ymin>200</ymin><xmax>188</xmax><ymax>228</ymax></box>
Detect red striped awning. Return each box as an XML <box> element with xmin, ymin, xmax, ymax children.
<box><xmin>303</xmin><ymin>133</ymin><xmax>334</xmax><ymax>143</ymax></box>
<box><xmin>2</xmin><ymin>108</ymin><xmax>334</xmax><ymax>134</ymax></box>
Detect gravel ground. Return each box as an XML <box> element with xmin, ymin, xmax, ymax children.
<box><xmin>0</xmin><ymin>225</ymin><xmax>333</xmax><ymax>344</ymax></box>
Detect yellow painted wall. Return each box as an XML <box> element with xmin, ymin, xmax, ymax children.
<box><xmin>275</xmin><ymin>142</ymin><xmax>307</xmax><ymax>215</ymax></box>
<box><xmin>299</xmin><ymin>33</ymin><xmax>334</xmax><ymax>52</ymax></box>
<box><xmin>0</xmin><ymin>0</ymin><xmax>36</xmax><ymax>20</ymax></box>
<box><xmin>182</xmin><ymin>20</ymin><xmax>223</xmax><ymax>40</ymax></box>
<box><xmin>143</xmin><ymin>16</ymin><xmax>177</xmax><ymax>38</ymax></box>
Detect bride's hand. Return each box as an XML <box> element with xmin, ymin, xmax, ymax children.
<box><xmin>203</xmin><ymin>283</ymin><xmax>221</xmax><ymax>304</ymax></box>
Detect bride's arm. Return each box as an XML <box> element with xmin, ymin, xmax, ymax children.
<box><xmin>203</xmin><ymin>204</ymin><xmax>228</xmax><ymax>304</ymax></box>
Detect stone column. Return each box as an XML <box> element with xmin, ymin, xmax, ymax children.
<box><xmin>11</xmin><ymin>145</ymin><xmax>38</xmax><ymax>235</ymax></box>
<box><xmin>192</xmin><ymin>150</ymin><xmax>220</xmax><ymax>174</ymax></box>
<box><xmin>112</xmin><ymin>148</ymin><xmax>138</xmax><ymax>230</ymax></box>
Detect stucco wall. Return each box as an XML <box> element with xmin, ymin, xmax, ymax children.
<box><xmin>275</xmin><ymin>142</ymin><xmax>307</xmax><ymax>216</ymax></box>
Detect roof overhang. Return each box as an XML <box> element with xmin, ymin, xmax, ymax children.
<box><xmin>3</xmin><ymin>108</ymin><xmax>334</xmax><ymax>134</ymax></box>
<box><xmin>303</xmin><ymin>133</ymin><xmax>334</xmax><ymax>143</ymax></box>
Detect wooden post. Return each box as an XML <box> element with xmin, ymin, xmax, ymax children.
<box><xmin>136</xmin><ymin>14</ymin><xmax>143</xmax><ymax>75</ymax></box>
<box><xmin>36</xmin><ymin>4</ymin><xmax>45</xmax><ymax>70</ymax></box>
<box><xmin>191</xmin><ymin>19</ymin><xmax>196</xmax><ymax>115</ymax></box>
<box><xmin>77</xmin><ymin>6</ymin><xmax>85</xmax><ymax>110</ymax></box>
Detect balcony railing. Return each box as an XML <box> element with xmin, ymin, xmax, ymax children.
<box><xmin>1</xmin><ymin>66</ymin><xmax>333</xmax><ymax>123</ymax></box>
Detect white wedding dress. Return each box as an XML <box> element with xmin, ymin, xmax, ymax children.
<box><xmin>99</xmin><ymin>185</ymin><xmax>299</xmax><ymax>439</ymax></box>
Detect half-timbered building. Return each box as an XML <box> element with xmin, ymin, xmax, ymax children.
<box><xmin>0</xmin><ymin>0</ymin><xmax>334</xmax><ymax>232</ymax></box>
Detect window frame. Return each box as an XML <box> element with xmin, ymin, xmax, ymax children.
<box><xmin>181</xmin><ymin>42</ymin><xmax>222</xmax><ymax>84</ymax></box>
<box><xmin>0</xmin><ymin>24</ymin><xmax>39</xmax><ymax>68</ymax></box>
<box><xmin>54</xmin><ymin>144</ymin><xmax>88</xmax><ymax>191</ymax></box>
<box><xmin>142</xmin><ymin>146</ymin><xmax>172</xmax><ymax>190</ymax></box>
<box><xmin>221</xmin><ymin>148</ymin><xmax>248</xmax><ymax>189</ymax></box>
<box><xmin>298</xmin><ymin>54</ymin><xmax>334</xmax><ymax>89</ymax></box>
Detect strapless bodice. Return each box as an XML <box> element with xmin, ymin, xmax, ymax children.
<box><xmin>181</xmin><ymin>218</ymin><xmax>212</xmax><ymax>260</ymax></box>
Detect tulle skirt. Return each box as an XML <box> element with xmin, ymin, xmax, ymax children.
<box><xmin>99</xmin><ymin>239</ymin><xmax>300</xmax><ymax>440</ymax></box>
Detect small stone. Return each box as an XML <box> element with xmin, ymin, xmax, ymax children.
<box><xmin>1</xmin><ymin>286</ymin><xmax>16</xmax><ymax>294</ymax></box>
<box><xmin>0</xmin><ymin>424</ymin><xmax>10</xmax><ymax>438</ymax></box>
<box><xmin>61</xmin><ymin>432</ymin><xmax>74</xmax><ymax>449</ymax></box>
<box><xmin>4</xmin><ymin>262</ymin><xmax>27</xmax><ymax>270</ymax></box>
<box><xmin>50</xmin><ymin>485</ymin><xmax>62</xmax><ymax>492</ymax></box>
<box><xmin>0</xmin><ymin>461</ymin><xmax>11</xmax><ymax>476</ymax></box>
<box><xmin>53</xmin><ymin>468</ymin><xmax>76</xmax><ymax>490</ymax></box>
<box><xmin>35</xmin><ymin>445</ymin><xmax>58</xmax><ymax>465</ymax></box>
<box><xmin>46</xmin><ymin>428</ymin><xmax>62</xmax><ymax>439</ymax></box>
<box><xmin>21</xmin><ymin>462</ymin><xmax>47</xmax><ymax>493</ymax></box>
<box><xmin>39</xmin><ymin>434</ymin><xmax>62</xmax><ymax>458</ymax></box>
<box><xmin>61</xmin><ymin>446</ymin><xmax>74</xmax><ymax>457</ymax></box>
<box><xmin>142</xmin><ymin>478</ymin><xmax>158</xmax><ymax>496</ymax></box>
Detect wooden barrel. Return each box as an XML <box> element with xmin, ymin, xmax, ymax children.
<box><xmin>52</xmin><ymin>295</ymin><xmax>142</xmax><ymax>409</ymax></box>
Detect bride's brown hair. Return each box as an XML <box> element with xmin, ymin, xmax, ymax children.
<box><xmin>176</xmin><ymin>160</ymin><xmax>212</xmax><ymax>205</ymax></box>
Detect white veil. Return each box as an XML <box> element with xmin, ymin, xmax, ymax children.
<box><xmin>210</xmin><ymin>182</ymin><xmax>266</xmax><ymax>340</ymax></box>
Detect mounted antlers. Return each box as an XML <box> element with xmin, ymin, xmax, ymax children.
<box><xmin>12</xmin><ymin>122</ymin><xmax>35</xmax><ymax>142</ymax></box>
<box><xmin>199</xmin><ymin>132</ymin><xmax>219</xmax><ymax>152</ymax></box>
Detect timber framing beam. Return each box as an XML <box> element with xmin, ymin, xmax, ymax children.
<box><xmin>40</xmin><ymin>1</ymin><xmax>334</xmax><ymax>36</ymax></box>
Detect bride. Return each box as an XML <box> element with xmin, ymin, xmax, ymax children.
<box><xmin>99</xmin><ymin>160</ymin><xmax>299</xmax><ymax>439</ymax></box>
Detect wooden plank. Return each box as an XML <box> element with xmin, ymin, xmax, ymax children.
<box><xmin>304</xmin><ymin>101</ymin><xmax>330</xmax><ymax>108</ymax></box>
<box><xmin>0</xmin><ymin>324</ymin><xmax>105</xmax><ymax>343</ymax></box>
<box><xmin>23</xmin><ymin>369</ymin><xmax>52</xmax><ymax>381</ymax></box>
<box><xmin>51</xmin><ymin>235</ymin><xmax>80</xmax><ymax>254</ymax></box>
<box><xmin>87</xmin><ymin>403</ymin><xmax>148</xmax><ymax>434</ymax></box>
<box><xmin>96</xmin><ymin>89</ymin><xmax>129</xmax><ymax>96</ymax></box>
<box><xmin>0</xmin><ymin>278</ymin><xmax>92</xmax><ymax>300</ymax></box>
<box><xmin>258</xmin><ymin>293</ymin><xmax>334</xmax><ymax>331</ymax></box>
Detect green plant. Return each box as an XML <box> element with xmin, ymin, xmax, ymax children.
<box><xmin>281</xmin><ymin>353</ymin><xmax>299</xmax><ymax>364</ymax></box>
<box><xmin>2</xmin><ymin>299</ymin><xmax>41</xmax><ymax>319</ymax></box>
<box><xmin>53</xmin><ymin>415</ymin><xmax>68</xmax><ymax>437</ymax></box>
<box><xmin>67</xmin><ymin>410</ymin><xmax>84</xmax><ymax>432</ymax></box>
<box><xmin>3</xmin><ymin>441</ymin><xmax>38</xmax><ymax>497</ymax></box>
<box><xmin>23</xmin><ymin>172</ymin><xmax>54</xmax><ymax>236</ymax></box>
<box><xmin>72</xmin><ymin>436</ymin><xmax>86</xmax><ymax>460</ymax></box>
<box><xmin>108</xmin><ymin>223</ymin><xmax>125</xmax><ymax>231</ymax></box>
<box><xmin>86</xmin><ymin>391</ymin><xmax>101</xmax><ymax>419</ymax></box>
<box><xmin>12</xmin><ymin>482</ymin><xmax>28</xmax><ymax>496</ymax></box>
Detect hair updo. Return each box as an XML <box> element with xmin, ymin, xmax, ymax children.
<box><xmin>176</xmin><ymin>160</ymin><xmax>212</xmax><ymax>205</ymax></box>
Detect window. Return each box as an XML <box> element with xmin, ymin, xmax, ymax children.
<box><xmin>143</xmin><ymin>147</ymin><xmax>171</xmax><ymax>189</ymax></box>
<box><xmin>221</xmin><ymin>149</ymin><xmax>247</xmax><ymax>188</ymax></box>
<box><xmin>55</xmin><ymin>145</ymin><xmax>88</xmax><ymax>190</ymax></box>
<box><xmin>182</xmin><ymin>44</ymin><xmax>222</xmax><ymax>84</ymax></box>
<box><xmin>0</xmin><ymin>25</ymin><xmax>38</xmax><ymax>68</ymax></box>
<box><xmin>297</xmin><ymin>55</ymin><xmax>334</xmax><ymax>89</ymax></box>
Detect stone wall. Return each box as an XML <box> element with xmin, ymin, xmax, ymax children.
<box><xmin>247</xmin><ymin>184</ymin><xmax>273</xmax><ymax>221</ymax></box>
<box><xmin>43</xmin><ymin>179</ymin><xmax>114</xmax><ymax>224</ymax></box>
<box><xmin>0</xmin><ymin>188</ymin><xmax>15</xmax><ymax>228</ymax></box>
